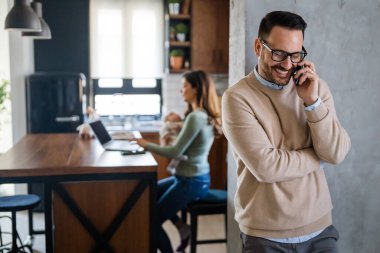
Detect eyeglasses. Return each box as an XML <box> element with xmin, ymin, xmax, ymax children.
<box><xmin>260</xmin><ymin>39</ymin><xmax>307</xmax><ymax>63</ymax></box>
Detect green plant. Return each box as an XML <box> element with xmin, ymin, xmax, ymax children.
<box><xmin>0</xmin><ymin>79</ymin><xmax>9</xmax><ymax>112</ymax></box>
<box><xmin>175</xmin><ymin>23</ymin><xmax>188</xmax><ymax>34</ymax></box>
<box><xmin>170</xmin><ymin>49</ymin><xmax>185</xmax><ymax>57</ymax></box>
<box><xmin>168</xmin><ymin>0</ymin><xmax>182</xmax><ymax>3</ymax></box>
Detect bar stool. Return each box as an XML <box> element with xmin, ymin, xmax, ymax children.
<box><xmin>0</xmin><ymin>194</ymin><xmax>40</xmax><ymax>253</ymax></box>
<box><xmin>181</xmin><ymin>189</ymin><xmax>227</xmax><ymax>253</ymax></box>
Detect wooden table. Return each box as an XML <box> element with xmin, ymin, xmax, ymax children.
<box><xmin>0</xmin><ymin>134</ymin><xmax>158</xmax><ymax>253</ymax></box>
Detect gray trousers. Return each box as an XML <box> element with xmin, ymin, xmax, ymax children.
<box><xmin>240</xmin><ymin>225</ymin><xmax>339</xmax><ymax>253</ymax></box>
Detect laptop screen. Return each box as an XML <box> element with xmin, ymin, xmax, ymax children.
<box><xmin>89</xmin><ymin>120</ymin><xmax>112</xmax><ymax>145</ymax></box>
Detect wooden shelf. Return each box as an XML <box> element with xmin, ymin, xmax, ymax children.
<box><xmin>169</xmin><ymin>14</ymin><xmax>191</xmax><ymax>20</ymax></box>
<box><xmin>166</xmin><ymin>7</ymin><xmax>192</xmax><ymax>74</ymax></box>
<box><xmin>170</xmin><ymin>68</ymin><xmax>190</xmax><ymax>73</ymax></box>
<box><xmin>170</xmin><ymin>41</ymin><xmax>191</xmax><ymax>47</ymax></box>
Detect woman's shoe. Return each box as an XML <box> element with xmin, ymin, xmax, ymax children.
<box><xmin>176</xmin><ymin>224</ymin><xmax>191</xmax><ymax>252</ymax></box>
<box><xmin>176</xmin><ymin>234</ymin><xmax>190</xmax><ymax>252</ymax></box>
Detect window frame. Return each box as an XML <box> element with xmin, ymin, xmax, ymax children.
<box><xmin>91</xmin><ymin>78</ymin><xmax>162</xmax><ymax>119</ymax></box>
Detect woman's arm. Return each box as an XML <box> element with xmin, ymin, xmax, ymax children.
<box><xmin>136</xmin><ymin>112</ymin><xmax>207</xmax><ymax>158</ymax></box>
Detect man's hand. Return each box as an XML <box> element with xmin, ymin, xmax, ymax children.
<box><xmin>293</xmin><ymin>60</ymin><xmax>319</xmax><ymax>106</ymax></box>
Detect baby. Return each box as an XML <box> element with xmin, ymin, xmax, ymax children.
<box><xmin>160</xmin><ymin>112</ymin><xmax>188</xmax><ymax>174</ymax></box>
<box><xmin>77</xmin><ymin>106</ymin><xmax>98</xmax><ymax>139</ymax></box>
<box><xmin>160</xmin><ymin>112</ymin><xmax>183</xmax><ymax>146</ymax></box>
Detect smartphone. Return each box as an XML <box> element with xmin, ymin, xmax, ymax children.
<box><xmin>293</xmin><ymin>65</ymin><xmax>304</xmax><ymax>86</ymax></box>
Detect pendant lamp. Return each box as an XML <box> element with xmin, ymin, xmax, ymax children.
<box><xmin>22</xmin><ymin>2</ymin><xmax>51</xmax><ymax>39</ymax></box>
<box><xmin>4</xmin><ymin>0</ymin><xmax>41</xmax><ymax>31</ymax></box>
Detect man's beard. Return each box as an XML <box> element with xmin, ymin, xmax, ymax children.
<box><xmin>261</xmin><ymin>62</ymin><xmax>294</xmax><ymax>86</ymax></box>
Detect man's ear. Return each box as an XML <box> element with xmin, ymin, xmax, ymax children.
<box><xmin>253</xmin><ymin>38</ymin><xmax>261</xmax><ymax>57</ymax></box>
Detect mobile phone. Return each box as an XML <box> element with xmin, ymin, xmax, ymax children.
<box><xmin>121</xmin><ymin>148</ymin><xmax>146</xmax><ymax>155</ymax></box>
<box><xmin>293</xmin><ymin>65</ymin><xmax>304</xmax><ymax>86</ymax></box>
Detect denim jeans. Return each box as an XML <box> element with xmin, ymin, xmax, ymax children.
<box><xmin>157</xmin><ymin>174</ymin><xmax>210</xmax><ymax>253</ymax></box>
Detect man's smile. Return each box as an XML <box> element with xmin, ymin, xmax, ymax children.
<box><xmin>273</xmin><ymin>66</ymin><xmax>291</xmax><ymax>78</ymax></box>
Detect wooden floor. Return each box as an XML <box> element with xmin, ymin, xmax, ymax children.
<box><xmin>0</xmin><ymin>211</ymin><xmax>227</xmax><ymax>253</ymax></box>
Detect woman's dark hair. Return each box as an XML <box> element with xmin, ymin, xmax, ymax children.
<box><xmin>183</xmin><ymin>70</ymin><xmax>222</xmax><ymax>136</ymax></box>
<box><xmin>258</xmin><ymin>11</ymin><xmax>307</xmax><ymax>40</ymax></box>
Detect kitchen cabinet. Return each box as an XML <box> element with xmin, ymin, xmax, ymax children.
<box><xmin>191</xmin><ymin>0</ymin><xmax>229</xmax><ymax>73</ymax></box>
<box><xmin>165</xmin><ymin>0</ymin><xmax>229</xmax><ymax>74</ymax></box>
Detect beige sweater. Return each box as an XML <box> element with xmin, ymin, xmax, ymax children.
<box><xmin>222</xmin><ymin>72</ymin><xmax>351</xmax><ymax>238</ymax></box>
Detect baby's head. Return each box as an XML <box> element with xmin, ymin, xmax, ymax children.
<box><xmin>164</xmin><ymin>112</ymin><xmax>182</xmax><ymax>122</ymax></box>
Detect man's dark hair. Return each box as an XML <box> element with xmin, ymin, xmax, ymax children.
<box><xmin>258</xmin><ymin>11</ymin><xmax>307</xmax><ymax>40</ymax></box>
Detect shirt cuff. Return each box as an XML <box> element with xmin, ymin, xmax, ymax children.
<box><xmin>304</xmin><ymin>97</ymin><xmax>322</xmax><ymax>111</ymax></box>
<box><xmin>320</xmin><ymin>160</ymin><xmax>325</xmax><ymax>169</ymax></box>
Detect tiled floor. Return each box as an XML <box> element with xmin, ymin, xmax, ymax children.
<box><xmin>0</xmin><ymin>211</ymin><xmax>227</xmax><ymax>253</ymax></box>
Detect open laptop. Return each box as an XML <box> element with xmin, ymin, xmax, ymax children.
<box><xmin>89</xmin><ymin>119</ymin><xmax>145</xmax><ymax>154</ymax></box>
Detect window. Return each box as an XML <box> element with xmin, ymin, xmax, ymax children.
<box><xmin>90</xmin><ymin>0</ymin><xmax>164</xmax><ymax>78</ymax></box>
<box><xmin>93</xmin><ymin>78</ymin><xmax>162</xmax><ymax>118</ymax></box>
<box><xmin>90</xmin><ymin>0</ymin><xmax>164</xmax><ymax>118</ymax></box>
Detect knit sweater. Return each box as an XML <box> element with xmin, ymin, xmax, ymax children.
<box><xmin>222</xmin><ymin>72</ymin><xmax>351</xmax><ymax>238</ymax></box>
<box><xmin>147</xmin><ymin>110</ymin><xmax>214</xmax><ymax>177</ymax></box>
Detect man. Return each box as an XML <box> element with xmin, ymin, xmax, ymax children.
<box><xmin>222</xmin><ymin>11</ymin><xmax>351</xmax><ymax>252</ymax></box>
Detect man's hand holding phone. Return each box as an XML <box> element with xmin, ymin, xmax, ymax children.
<box><xmin>293</xmin><ymin>60</ymin><xmax>319</xmax><ymax>106</ymax></box>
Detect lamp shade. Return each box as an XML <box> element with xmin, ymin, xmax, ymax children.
<box><xmin>4</xmin><ymin>0</ymin><xmax>41</xmax><ymax>31</ymax></box>
<box><xmin>22</xmin><ymin>2</ymin><xmax>51</xmax><ymax>39</ymax></box>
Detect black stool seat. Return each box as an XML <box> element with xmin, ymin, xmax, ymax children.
<box><xmin>195</xmin><ymin>189</ymin><xmax>227</xmax><ymax>203</ymax></box>
<box><xmin>0</xmin><ymin>195</ymin><xmax>40</xmax><ymax>212</ymax></box>
<box><xmin>0</xmin><ymin>194</ymin><xmax>41</xmax><ymax>253</ymax></box>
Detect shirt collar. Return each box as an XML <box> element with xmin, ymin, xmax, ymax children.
<box><xmin>254</xmin><ymin>66</ymin><xmax>284</xmax><ymax>90</ymax></box>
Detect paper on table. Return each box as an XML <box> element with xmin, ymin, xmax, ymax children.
<box><xmin>111</xmin><ymin>131</ymin><xmax>142</xmax><ymax>140</ymax></box>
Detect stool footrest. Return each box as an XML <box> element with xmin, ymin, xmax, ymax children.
<box><xmin>196</xmin><ymin>239</ymin><xmax>227</xmax><ymax>244</ymax></box>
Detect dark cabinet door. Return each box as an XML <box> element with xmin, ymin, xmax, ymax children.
<box><xmin>191</xmin><ymin>0</ymin><xmax>229</xmax><ymax>73</ymax></box>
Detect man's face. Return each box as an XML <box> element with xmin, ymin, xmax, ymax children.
<box><xmin>255</xmin><ymin>26</ymin><xmax>304</xmax><ymax>86</ymax></box>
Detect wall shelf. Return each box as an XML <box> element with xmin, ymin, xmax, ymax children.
<box><xmin>169</xmin><ymin>68</ymin><xmax>190</xmax><ymax>73</ymax></box>
<box><xmin>170</xmin><ymin>41</ymin><xmax>191</xmax><ymax>47</ymax></box>
<box><xmin>165</xmin><ymin>0</ymin><xmax>229</xmax><ymax>74</ymax></box>
<box><xmin>169</xmin><ymin>14</ymin><xmax>191</xmax><ymax>20</ymax></box>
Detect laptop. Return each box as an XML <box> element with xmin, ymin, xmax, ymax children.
<box><xmin>89</xmin><ymin>119</ymin><xmax>145</xmax><ymax>154</ymax></box>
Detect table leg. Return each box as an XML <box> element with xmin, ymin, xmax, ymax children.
<box><xmin>44</xmin><ymin>182</ymin><xmax>53</xmax><ymax>253</ymax></box>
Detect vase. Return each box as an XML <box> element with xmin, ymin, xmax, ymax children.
<box><xmin>170</xmin><ymin>56</ymin><xmax>184</xmax><ymax>70</ymax></box>
<box><xmin>169</xmin><ymin>3</ymin><xmax>180</xmax><ymax>14</ymax></box>
<box><xmin>176</xmin><ymin>33</ymin><xmax>186</xmax><ymax>42</ymax></box>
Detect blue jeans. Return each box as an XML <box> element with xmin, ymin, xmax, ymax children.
<box><xmin>157</xmin><ymin>174</ymin><xmax>210</xmax><ymax>253</ymax></box>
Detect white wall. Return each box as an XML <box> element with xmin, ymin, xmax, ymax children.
<box><xmin>0</xmin><ymin>1</ymin><xmax>10</xmax><ymax>80</ymax></box>
<box><xmin>227</xmin><ymin>0</ymin><xmax>245</xmax><ymax>252</ymax></box>
<box><xmin>1</xmin><ymin>3</ymin><xmax>32</xmax><ymax>147</ymax></box>
<box><xmin>2</xmin><ymin>0</ymin><xmax>34</xmax><ymax>195</ymax></box>
<box><xmin>8</xmin><ymin>33</ymin><xmax>34</xmax><ymax>143</ymax></box>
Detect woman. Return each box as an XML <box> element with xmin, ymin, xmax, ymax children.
<box><xmin>134</xmin><ymin>70</ymin><xmax>222</xmax><ymax>253</ymax></box>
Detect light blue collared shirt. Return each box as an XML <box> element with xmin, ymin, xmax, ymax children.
<box><xmin>253</xmin><ymin>67</ymin><xmax>322</xmax><ymax>110</ymax></box>
<box><xmin>253</xmin><ymin>67</ymin><xmax>325</xmax><ymax>243</ymax></box>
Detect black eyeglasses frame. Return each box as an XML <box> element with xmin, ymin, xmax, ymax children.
<box><xmin>260</xmin><ymin>38</ymin><xmax>307</xmax><ymax>63</ymax></box>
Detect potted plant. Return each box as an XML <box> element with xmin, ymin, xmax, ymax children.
<box><xmin>170</xmin><ymin>49</ymin><xmax>185</xmax><ymax>70</ymax></box>
<box><xmin>0</xmin><ymin>79</ymin><xmax>9</xmax><ymax>112</ymax></box>
<box><xmin>175</xmin><ymin>22</ymin><xmax>188</xmax><ymax>42</ymax></box>
<box><xmin>168</xmin><ymin>0</ymin><xmax>182</xmax><ymax>15</ymax></box>
<box><xmin>169</xmin><ymin>26</ymin><xmax>176</xmax><ymax>41</ymax></box>
<box><xmin>0</xmin><ymin>79</ymin><xmax>9</xmax><ymax>144</ymax></box>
